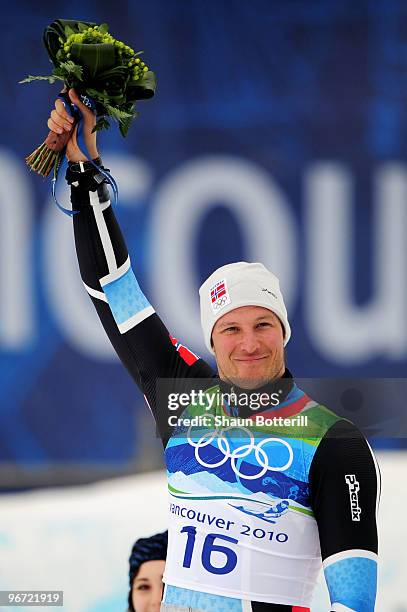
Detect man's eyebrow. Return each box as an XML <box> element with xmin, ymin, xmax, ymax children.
<box><xmin>219</xmin><ymin>315</ymin><xmax>274</xmax><ymax>328</ymax></box>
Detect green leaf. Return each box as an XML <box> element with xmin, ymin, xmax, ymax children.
<box><xmin>139</xmin><ymin>70</ymin><xmax>157</xmax><ymax>92</ymax></box>
<box><xmin>127</xmin><ymin>70</ymin><xmax>156</xmax><ymax>100</ymax></box>
<box><xmin>55</xmin><ymin>61</ymin><xmax>83</xmax><ymax>81</ymax></box>
<box><xmin>119</xmin><ymin>109</ymin><xmax>138</xmax><ymax>137</ymax></box>
<box><xmin>101</xmin><ymin>102</ymin><xmax>138</xmax><ymax>137</ymax></box>
<box><xmin>86</xmin><ymin>87</ymin><xmax>107</xmax><ymax>98</ymax></box>
<box><xmin>70</xmin><ymin>43</ymin><xmax>116</xmax><ymax>78</ymax></box>
<box><xmin>86</xmin><ymin>88</ymin><xmax>111</xmax><ymax>106</ymax></box>
<box><xmin>98</xmin><ymin>23</ymin><xmax>109</xmax><ymax>34</ymax></box>
<box><xmin>64</xmin><ymin>25</ymin><xmax>76</xmax><ymax>38</ymax></box>
<box><xmin>19</xmin><ymin>74</ymin><xmax>63</xmax><ymax>84</ymax></box>
<box><xmin>105</xmin><ymin>103</ymin><xmax>133</xmax><ymax>122</ymax></box>
<box><xmin>77</xmin><ymin>22</ymin><xmax>88</xmax><ymax>32</ymax></box>
<box><xmin>93</xmin><ymin>117</ymin><xmax>110</xmax><ymax>132</ymax></box>
<box><xmin>43</xmin><ymin>19</ymin><xmax>98</xmax><ymax>65</ymax></box>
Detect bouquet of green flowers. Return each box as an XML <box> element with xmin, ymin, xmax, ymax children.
<box><xmin>20</xmin><ymin>19</ymin><xmax>156</xmax><ymax>176</ymax></box>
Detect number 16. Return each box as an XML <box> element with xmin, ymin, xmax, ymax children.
<box><xmin>181</xmin><ymin>525</ymin><xmax>238</xmax><ymax>575</ymax></box>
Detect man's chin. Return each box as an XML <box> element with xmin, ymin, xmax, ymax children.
<box><xmin>228</xmin><ymin>375</ymin><xmax>272</xmax><ymax>390</ymax></box>
<box><xmin>217</xmin><ymin>359</ymin><xmax>285</xmax><ymax>390</ymax></box>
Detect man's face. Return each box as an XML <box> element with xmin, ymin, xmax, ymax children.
<box><xmin>211</xmin><ymin>305</ymin><xmax>285</xmax><ymax>389</ymax></box>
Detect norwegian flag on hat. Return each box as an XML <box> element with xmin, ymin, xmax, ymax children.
<box><xmin>210</xmin><ymin>278</ymin><xmax>231</xmax><ymax>313</ymax></box>
<box><xmin>211</xmin><ymin>281</ymin><xmax>226</xmax><ymax>303</ymax></box>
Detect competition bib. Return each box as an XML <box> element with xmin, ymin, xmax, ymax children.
<box><xmin>163</xmin><ymin>384</ymin><xmax>341</xmax><ymax>606</ymax></box>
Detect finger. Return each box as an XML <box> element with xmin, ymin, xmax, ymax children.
<box><xmin>55</xmin><ymin>98</ymin><xmax>75</xmax><ymax>123</ymax></box>
<box><xmin>50</xmin><ymin>109</ymin><xmax>73</xmax><ymax>131</ymax></box>
<box><xmin>47</xmin><ymin>118</ymin><xmax>64</xmax><ymax>135</ymax></box>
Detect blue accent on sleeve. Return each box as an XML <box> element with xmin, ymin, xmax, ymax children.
<box><xmin>103</xmin><ymin>268</ymin><xmax>151</xmax><ymax>325</ymax></box>
<box><xmin>164</xmin><ymin>585</ymin><xmax>244</xmax><ymax>611</ymax></box>
<box><xmin>324</xmin><ymin>556</ymin><xmax>377</xmax><ymax>611</ymax></box>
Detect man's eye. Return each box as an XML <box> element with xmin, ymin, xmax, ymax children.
<box><xmin>257</xmin><ymin>322</ymin><xmax>271</xmax><ymax>328</ymax></box>
<box><xmin>224</xmin><ymin>326</ymin><xmax>238</xmax><ymax>333</ymax></box>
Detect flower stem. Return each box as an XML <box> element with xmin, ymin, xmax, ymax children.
<box><xmin>26</xmin><ymin>142</ymin><xmax>60</xmax><ymax>177</ymax></box>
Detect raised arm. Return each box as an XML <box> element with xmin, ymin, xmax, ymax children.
<box><xmin>48</xmin><ymin>90</ymin><xmax>215</xmax><ymax>443</ymax></box>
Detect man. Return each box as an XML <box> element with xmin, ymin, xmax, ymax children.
<box><xmin>48</xmin><ymin>89</ymin><xmax>380</xmax><ymax>611</ymax></box>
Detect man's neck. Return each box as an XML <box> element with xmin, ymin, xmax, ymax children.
<box><xmin>217</xmin><ymin>368</ymin><xmax>294</xmax><ymax>418</ymax></box>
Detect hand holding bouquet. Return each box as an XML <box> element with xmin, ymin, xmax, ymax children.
<box><xmin>20</xmin><ymin>19</ymin><xmax>157</xmax><ymax>176</ymax></box>
<box><xmin>47</xmin><ymin>88</ymin><xmax>99</xmax><ymax>163</ymax></box>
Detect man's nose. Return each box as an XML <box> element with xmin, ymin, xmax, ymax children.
<box><xmin>239</xmin><ymin>331</ymin><xmax>260</xmax><ymax>353</ymax></box>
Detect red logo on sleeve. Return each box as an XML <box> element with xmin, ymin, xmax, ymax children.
<box><xmin>170</xmin><ymin>335</ymin><xmax>199</xmax><ymax>366</ymax></box>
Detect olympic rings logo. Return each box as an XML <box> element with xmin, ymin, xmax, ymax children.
<box><xmin>80</xmin><ymin>94</ymin><xmax>93</xmax><ymax>108</ymax></box>
<box><xmin>187</xmin><ymin>420</ymin><xmax>293</xmax><ymax>480</ymax></box>
<box><xmin>213</xmin><ymin>296</ymin><xmax>228</xmax><ymax>309</ymax></box>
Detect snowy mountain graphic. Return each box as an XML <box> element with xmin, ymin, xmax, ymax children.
<box><xmin>169</xmin><ymin>469</ymin><xmax>282</xmax><ymax>505</ymax></box>
<box><xmin>168</xmin><ymin>470</ymin><xmax>313</xmax><ymax>520</ymax></box>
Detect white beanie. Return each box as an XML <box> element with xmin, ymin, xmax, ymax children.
<box><xmin>199</xmin><ymin>262</ymin><xmax>291</xmax><ymax>355</ymax></box>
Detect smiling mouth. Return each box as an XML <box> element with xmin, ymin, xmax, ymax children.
<box><xmin>234</xmin><ymin>356</ymin><xmax>268</xmax><ymax>362</ymax></box>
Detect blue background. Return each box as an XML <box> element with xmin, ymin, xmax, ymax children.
<box><xmin>1</xmin><ymin>0</ymin><xmax>406</xmax><ymax>487</ymax></box>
